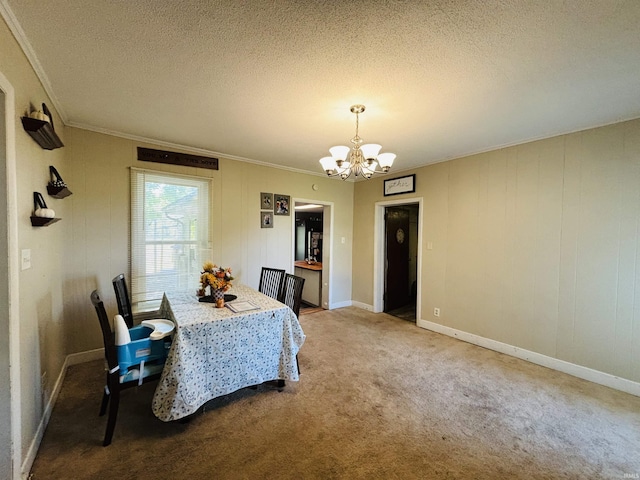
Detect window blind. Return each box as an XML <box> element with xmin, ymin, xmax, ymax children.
<box><xmin>130</xmin><ymin>169</ymin><xmax>211</xmax><ymax>310</ymax></box>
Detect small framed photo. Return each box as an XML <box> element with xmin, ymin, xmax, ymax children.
<box><xmin>261</xmin><ymin>211</ymin><xmax>273</xmax><ymax>228</ymax></box>
<box><xmin>260</xmin><ymin>192</ymin><xmax>273</xmax><ymax>210</ymax></box>
<box><xmin>274</xmin><ymin>194</ymin><xmax>290</xmax><ymax>216</ymax></box>
<box><xmin>384</xmin><ymin>174</ymin><xmax>416</xmax><ymax>196</ymax></box>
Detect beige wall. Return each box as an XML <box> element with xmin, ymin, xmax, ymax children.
<box><xmin>1</xmin><ymin>15</ymin><xmax>69</xmax><ymax>472</ymax></box>
<box><xmin>353</xmin><ymin>119</ymin><xmax>640</xmax><ymax>383</ymax></box>
<box><xmin>63</xmin><ymin>127</ymin><xmax>354</xmax><ymax>354</ymax></box>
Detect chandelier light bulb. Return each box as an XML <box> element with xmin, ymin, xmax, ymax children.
<box><xmin>319</xmin><ymin>156</ymin><xmax>337</xmax><ymax>173</ymax></box>
<box><xmin>329</xmin><ymin>145</ymin><xmax>350</xmax><ymax>161</ymax></box>
<box><xmin>377</xmin><ymin>152</ymin><xmax>396</xmax><ymax>171</ymax></box>
<box><xmin>359</xmin><ymin>144</ymin><xmax>381</xmax><ymax>160</ymax></box>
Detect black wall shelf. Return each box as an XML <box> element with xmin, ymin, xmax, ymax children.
<box><xmin>47</xmin><ymin>185</ymin><xmax>72</xmax><ymax>198</ymax></box>
<box><xmin>30</xmin><ymin>216</ymin><xmax>61</xmax><ymax>227</ymax></box>
<box><xmin>31</xmin><ymin>191</ymin><xmax>61</xmax><ymax>226</ymax></box>
<box><xmin>21</xmin><ymin>117</ymin><xmax>64</xmax><ymax>150</ymax></box>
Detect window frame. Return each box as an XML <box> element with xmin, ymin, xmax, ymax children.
<box><xmin>130</xmin><ymin>167</ymin><xmax>212</xmax><ymax>311</ymax></box>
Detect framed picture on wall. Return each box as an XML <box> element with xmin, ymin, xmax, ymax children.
<box><xmin>261</xmin><ymin>211</ymin><xmax>273</xmax><ymax>228</ymax></box>
<box><xmin>384</xmin><ymin>174</ymin><xmax>416</xmax><ymax>196</ymax></box>
<box><xmin>274</xmin><ymin>194</ymin><xmax>290</xmax><ymax>215</ymax></box>
<box><xmin>260</xmin><ymin>192</ymin><xmax>273</xmax><ymax>210</ymax></box>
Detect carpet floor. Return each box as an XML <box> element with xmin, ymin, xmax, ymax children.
<box><xmin>29</xmin><ymin>307</ymin><xmax>640</xmax><ymax>479</ymax></box>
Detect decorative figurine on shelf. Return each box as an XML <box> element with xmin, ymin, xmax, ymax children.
<box><xmin>197</xmin><ymin>262</ymin><xmax>234</xmax><ymax>307</ymax></box>
<box><xmin>48</xmin><ymin>165</ymin><xmax>67</xmax><ymax>188</ymax></box>
<box><xmin>33</xmin><ymin>192</ymin><xmax>55</xmax><ymax>218</ymax></box>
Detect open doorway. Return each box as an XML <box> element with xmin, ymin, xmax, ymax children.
<box><xmin>384</xmin><ymin>204</ymin><xmax>419</xmax><ymax>321</ymax></box>
<box><xmin>373</xmin><ymin>197</ymin><xmax>422</xmax><ymax>320</ymax></box>
<box><xmin>293</xmin><ymin>201</ymin><xmax>326</xmax><ymax>314</ymax></box>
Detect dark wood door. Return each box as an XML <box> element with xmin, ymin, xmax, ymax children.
<box><xmin>385</xmin><ymin>207</ymin><xmax>410</xmax><ymax>311</ymax></box>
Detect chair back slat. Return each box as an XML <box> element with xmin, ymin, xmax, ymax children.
<box><xmin>258</xmin><ymin>267</ymin><xmax>286</xmax><ymax>300</ymax></box>
<box><xmin>90</xmin><ymin>290</ymin><xmax>119</xmax><ymax>372</ymax></box>
<box><xmin>112</xmin><ymin>274</ymin><xmax>134</xmax><ymax>328</ymax></box>
<box><xmin>281</xmin><ymin>273</ymin><xmax>305</xmax><ymax>318</ymax></box>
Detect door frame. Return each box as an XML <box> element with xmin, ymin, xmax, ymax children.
<box><xmin>373</xmin><ymin>197</ymin><xmax>422</xmax><ymax>315</ymax></box>
<box><xmin>291</xmin><ymin>198</ymin><xmax>334</xmax><ymax>310</ymax></box>
<box><xmin>1</xmin><ymin>70</ymin><xmax>21</xmax><ymax>480</ymax></box>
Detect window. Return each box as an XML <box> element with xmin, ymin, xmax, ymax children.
<box><xmin>130</xmin><ymin>168</ymin><xmax>211</xmax><ymax>311</ymax></box>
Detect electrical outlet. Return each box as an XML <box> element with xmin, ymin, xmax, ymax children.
<box><xmin>433</xmin><ymin>307</ymin><xmax>440</xmax><ymax>317</ymax></box>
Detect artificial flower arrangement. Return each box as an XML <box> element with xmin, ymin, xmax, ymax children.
<box><xmin>197</xmin><ymin>261</ymin><xmax>234</xmax><ymax>296</ymax></box>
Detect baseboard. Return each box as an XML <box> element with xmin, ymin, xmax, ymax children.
<box><xmin>350</xmin><ymin>301</ymin><xmax>372</xmax><ymax>311</ymax></box>
<box><xmin>330</xmin><ymin>300</ymin><xmax>354</xmax><ymax>310</ymax></box>
<box><xmin>66</xmin><ymin>348</ymin><xmax>104</xmax><ymax>366</ymax></box>
<box><xmin>417</xmin><ymin>318</ymin><xmax>640</xmax><ymax>397</ymax></box>
<box><xmin>21</xmin><ymin>359</ymin><xmax>66</xmax><ymax>478</ymax></box>
<box><xmin>21</xmin><ymin>348</ymin><xmax>104</xmax><ymax>479</ymax></box>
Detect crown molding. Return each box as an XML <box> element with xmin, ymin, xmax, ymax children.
<box><xmin>66</xmin><ymin>120</ymin><xmax>329</xmax><ymax>178</ymax></box>
<box><xmin>0</xmin><ymin>1</ymin><xmax>68</xmax><ymax>123</ymax></box>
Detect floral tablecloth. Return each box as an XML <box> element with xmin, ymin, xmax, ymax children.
<box><xmin>151</xmin><ymin>284</ymin><xmax>306</xmax><ymax>422</ymax></box>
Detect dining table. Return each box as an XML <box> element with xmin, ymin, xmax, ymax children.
<box><xmin>151</xmin><ymin>284</ymin><xmax>306</xmax><ymax>422</ymax></box>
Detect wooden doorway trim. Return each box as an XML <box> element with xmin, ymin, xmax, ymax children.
<box><xmin>373</xmin><ymin>197</ymin><xmax>422</xmax><ymax>315</ymax></box>
<box><xmin>1</xmin><ymin>70</ymin><xmax>21</xmax><ymax>480</ymax></box>
<box><xmin>291</xmin><ymin>198</ymin><xmax>334</xmax><ymax>310</ymax></box>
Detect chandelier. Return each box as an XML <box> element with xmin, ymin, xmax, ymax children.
<box><xmin>319</xmin><ymin>104</ymin><xmax>395</xmax><ymax>180</ymax></box>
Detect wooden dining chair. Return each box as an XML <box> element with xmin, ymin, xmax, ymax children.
<box><xmin>279</xmin><ymin>273</ymin><xmax>305</xmax><ymax>384</ymax></box>
<box><xmin>91</xmin><ymin>290</ymin><xmax>164</xmax><ymax>446</ymax></box>
<box><xmin>112</xmin><ymin>273</ymin><xmax>135</xmax><ymax>328</ymax></box>
<box><xmin>258</xmin><ymin>267</ymin><xmax>286</xmax><ymax>300</ymax></box>
<box><xmin>280</xmin><ymin>273</ymin><xmax>305</xmax><ymax>318</ymax></box>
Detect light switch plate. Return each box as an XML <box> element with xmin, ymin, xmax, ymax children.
<box><xmin>21</xmin><ymin>249</ymin><xmax>31</xmax><ymax>270</ymax></box>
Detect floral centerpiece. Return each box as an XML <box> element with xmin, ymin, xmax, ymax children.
<box><xmin>197</xmin><ymin>261</ymin><xmax>234</xmax><ymax>299</ymax></box>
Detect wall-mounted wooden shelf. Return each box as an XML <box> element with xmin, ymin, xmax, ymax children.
<box><xmin>21</xmin><ymin>103</ymin><xmax>64</xmax><ymax>150</ymax></box>
<box><xmin>31</xmin><ymin>191</ymin><xmax>60</xmax><ymax>226</ymax></box>
<box><xmin>47</xmin><ymin>185</ymin><xmax>72</xmax><ymax>198</ymax></box>
<box><xmin>30</xmin><ymin>216</ymin><xmax>61</xmax><ymax>227</ymax></box>
<box><xmin>21</xmin><ymin>117</ymin><xmax>64</xmax><ymax>150</ymax></box>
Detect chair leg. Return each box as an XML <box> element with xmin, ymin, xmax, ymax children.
<box><xmin>296</xmin><ymin>355</ymin><xmax>301</xmax><ymax>375</ymax></box>
<box><xmin>99</xmin><ymin>386</ymin><xmax>109</xmax><ymax>417</ymax></box>
<box><xmin>103</xmin><ymin>385</ymin><xmax>120</xmax><ymax>446</ymax></box>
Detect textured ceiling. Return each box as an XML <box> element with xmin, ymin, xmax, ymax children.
<box><xmin>3</xmin><ymin>0</ymin><xmax>640</xmax><ymax>176</ymax></box>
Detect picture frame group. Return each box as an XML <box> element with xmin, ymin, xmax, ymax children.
<box><xmin>260</xmin><ymin>192</ymin><xmax>290</xmax><ymax>228</ymax></box>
